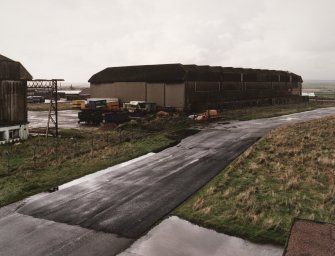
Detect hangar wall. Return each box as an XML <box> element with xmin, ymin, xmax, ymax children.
<box><xmin>146</xmin><ymin>83</ymin><xmax>164</xmax><ymax>106</ymax></box>
<box><xmin>165</xmin><ymin>83</ymin><xmax>185</xmax><ymax>109</ymax></box>
<box><xmin>91</xmin><ymin>82</ymin><xmax>185</xmax><ymax>109</ymax></box>
<box><xmin>91</xmin><ymin>82</ymin><xmax>147</xmax><ymax>102</ymax></box>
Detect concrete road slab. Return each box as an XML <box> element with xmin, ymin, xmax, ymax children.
<box><xmin>0</xmin><ymin>213</ymin><xmax>133</xmax><ymax>256</ymax></box>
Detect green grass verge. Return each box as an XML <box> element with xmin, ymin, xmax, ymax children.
<box><xmin>314</xmin><ymin>91</ymin><xmax>335</xmax><ymax>98</ymax></box>
<box><xmin>220</xmin><ymin>101</ymin><xmax>335</xmax><ymax>121</ymax></box>
<box><xmin>175</xmin><ymin>116</ymin><xmax>335</xmax><ymax>245</ymax></box>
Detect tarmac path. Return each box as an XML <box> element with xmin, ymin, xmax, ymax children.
<box><xmin>1</xmin><ymin>107</ymin><xmax>335</xmax><ymax>255</ymax></box>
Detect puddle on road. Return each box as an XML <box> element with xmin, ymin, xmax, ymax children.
<box><xmin>119</xmin><ymin>216</ymin><xmax>283</xmax><ymax>256</ymax></box>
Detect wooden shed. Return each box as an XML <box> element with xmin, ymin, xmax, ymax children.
<box><xmin>89</xmin><ymin>64</ymin><xmax>303</xmax><ymax>111</ymax></box>
<box><xmin>0</xmin><ymin>54</ymin><xmax>32</xmax><ymax>143</ymax></box>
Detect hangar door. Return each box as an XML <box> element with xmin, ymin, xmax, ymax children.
<box><xmin>165</xmin><ymin>83</ymin><xmax>185</xmax><ymax>109</ymax></box>
<box><xmin>146</xmin><ymin>83</ymin><xmax>164</xmax><ymax>107</ymax></box>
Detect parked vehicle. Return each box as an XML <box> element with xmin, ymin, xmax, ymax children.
<box><xmin>27</xmin><ymin>96</ymin><xmax>45</xmax><ymax>103</ymax></box>
<box><xmin>123</xmin><ymin>101</ymin><xmax>156</xmax><ymax>113</ymax></box>
<box><xmin>78</xmin><ymin>98</ymin><xmax>128</xmax><ymax>125</ymax></box>
<box><xmin>71</xmin><ymin>100</ymin><xmax>86</xmax><ymax>109</ymax></box>
<box><xmin>78</xmin><ymin>109</ymin><xmax>105</xmax><ymax>124</ymax></box>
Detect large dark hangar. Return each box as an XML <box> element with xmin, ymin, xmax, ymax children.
<box><xmin>89</xmin><ymin>64</ymin><xmax>303</xmax><ymax>111</ymax></box>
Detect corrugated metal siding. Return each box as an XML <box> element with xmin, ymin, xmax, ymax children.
<box><xmin>0</xmin><ymin>62</ymin><xmax>20</xmax><ymax>80</ymax></box>
<box><xmin>0</xmin><ymin>61</ymin><xmax>32</xmax><ymax>80</ymax></box>
<box><xmin>89</xmin><ymin>64</ymin><xmax>303</xmax><ymax>84</ymax></box>
<box><xmin>185</xmin><ymin>81</ymin><xmax>302</xmax><ymax>110</ymax></box>
<box><xmin>0</xmin><ymin>80</ymin><xmax>27</xmax><ymax>126</ymax></box>
<box><xmin>89</xmin><ymin>64</ymin><xmax>185</xmax><ymax>83</ymax></box>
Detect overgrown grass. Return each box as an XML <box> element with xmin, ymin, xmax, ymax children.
<box><xmin>0</xmin><ymin>116</ymin><xmax>191</xmax><ymax>207</ymax></box>
<box><xmin>175</xmin><ymin>116</ymin><xmax>335</xmax><ymax>245</ymax></box>
<box><xmin>220</xmin><ymin>101</ymin><xmax>335</xmax><ymax>121</ymax></box>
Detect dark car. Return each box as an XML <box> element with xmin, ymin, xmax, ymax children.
<box><xmin>27</xmin><ymin>96</ymin><xmax>45</xmax><ymax>103</ymax></box>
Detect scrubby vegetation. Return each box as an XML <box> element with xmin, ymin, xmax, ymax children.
<box><xmin>175</xmin><ymin>116</ymin><xmax>335</xmax><ymax>245</ymax></box>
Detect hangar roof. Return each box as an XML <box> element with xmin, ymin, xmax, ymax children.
<box><xmin>89</xmin><ymin>64</ymin><xmax>185</xmax><ymax>83</ymax></box>
<box><xmin>89</xmin><ymin>63</ymin><xmax>302</xmax><ymax>83</ymax></box>
<box><xmin>0</xmin><ymin>54</ymin><xmax>33</xmax><ymax>81</ymax></box>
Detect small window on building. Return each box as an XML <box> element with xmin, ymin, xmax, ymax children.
<box><xmin>0</xmin><ymin>131</ymin><xmax>5</xmax><ymax>141</ymax></box>
<box><xmin>9</xmin><ymin>129</ymin><xmax>20</xmax><ymax>139</ymax></box>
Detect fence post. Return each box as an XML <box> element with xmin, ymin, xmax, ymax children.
<box><xmin>32</xmin><ymin>146</ymin><xmax>37</xmax><ymax>169</ymax></box>
<box><xmin>55</xmin><ymin>138</ymin><xmax>59</xmax><ymax>166</ymax></box>
<box><xmin>91</xmin><ymin>136</ymin><xmax>94</xmax><ymax>157</ymax></box>
<box><xmin>6</xmin><ymin>150</ymin><xmax>10</xmax><ymax>173</ymax></box>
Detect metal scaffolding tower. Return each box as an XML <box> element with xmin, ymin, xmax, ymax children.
<box><xmin>27</xmin><ymin>79</ymin><xmax>64</xmax><ymax>137</ymax></box>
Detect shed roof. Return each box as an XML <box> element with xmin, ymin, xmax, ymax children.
<box><xmin>0</xmin><ymin>54</ymin><xmax>33</xmax><ymax>81</ymax></box>
<box><xmin>89</xmin><ymin>64</ymin><xmax>302</xmax><ymax>83</ymax></box>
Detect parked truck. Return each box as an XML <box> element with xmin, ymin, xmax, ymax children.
<box><xmin>78</xmin><ymin>98</ymin><xmax>129</xmax><ymax>124</ymax></box>
<box><xmin>123</xmin><ymin>101</ymin><xmax>156</xmax><ymax>117</ymax></box>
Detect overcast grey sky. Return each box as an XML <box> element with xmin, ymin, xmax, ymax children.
<box><xmin>1</xmin><ymin>0</ymin><xmax>334</xmax><ymax>82</ymax></box>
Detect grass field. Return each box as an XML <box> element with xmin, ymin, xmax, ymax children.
<box><xmin>314</xmin><ymin>91</ymin><xmax>335</xmax><ymax>98</ymax></box>
<box><xmin>220</xmin><ymin>101</ymin><xmax>335</xmax><ymax>121</ymax></box>
<box><xmin>303</xmin><ymin>80</ymin><xmax>335</xmax><ymax>89</ymax></box>
<box><xmin>0</xmin><ymin>116</ymin><xmax>191</xmax><ymax>207</ymax></box>
<box><xmin>303</xmin><ymin>80</ymin><xmax>335</xmax><ymax>98</ymax></box>
<box><xmin>175</xmin><ymin>116</ymin><xmax>335</xmax><ymax>245</ymax></box>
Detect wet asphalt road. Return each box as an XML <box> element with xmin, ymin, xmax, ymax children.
<box><xmin>2</xmin><ymin>107</ymin><xmax>335</xmax><ymax>255</ymax></box>
<box><xmin>28</xmin><ymin>110</ymin><xmax>80</xmax><ymax>129</ymax></box>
